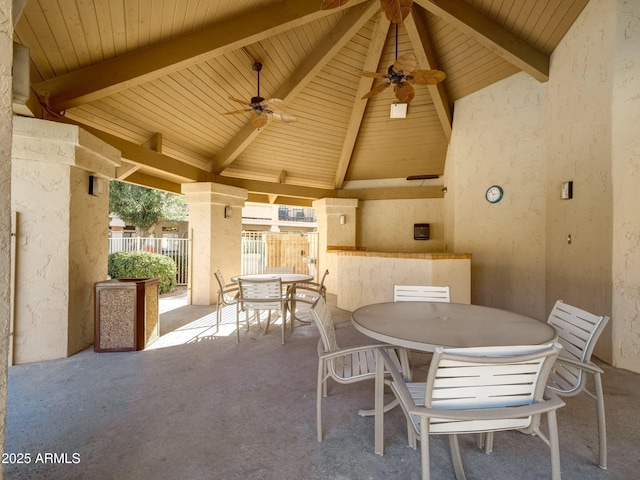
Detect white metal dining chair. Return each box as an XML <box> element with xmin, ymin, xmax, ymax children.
<box><xmin>236</xmin><ymin>278</ymin><xmax>288</xmax><ymax>344</ymax></box>
<box><xmin>310</xmin><ymin>296</ymin><xmax>410</xmax><ymax>442</ymax></box>
<box><xmin>546</xmin><ymin>300</ymin><xmax>610</xmax><ymax>469</ymax></box>
<box><xmin>214</xmin><ymin>270</ymin><xmax>239</xmax><ymax>332</ymax></box>
<box><xmin>393</xmin><ymin>285</ymin><xmax>450</xmax><ymax>303</ymax></box>
<box><xmin>377</xmin><ymin>343</ymin><xmax>565</xmax><ymax>480</ymax></box>
<box><xmin>286</xmin><ymin>269</ymin><xmax>330</xmax><ymax>325</ymax></box>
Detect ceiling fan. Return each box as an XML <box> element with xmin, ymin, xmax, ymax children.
<box><xmin>358</xmin><ymin>25</ymin><xmax>446</xmax><ymax>104</ymax></box>
<box><xmin>322</xmin><ymin>0</ymin><xmax>413</xmax><ymax>24</ymax></box>
<box><xmin>224</xmin><ymin>62</ymin><xmax>297</xmax><ymax>129</ymax></box>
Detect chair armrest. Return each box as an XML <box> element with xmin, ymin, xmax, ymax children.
<box><xmin>407</xmin><ymin>393</ymin><xmax>565</xmax><ymax>421</ymax></box>
<box><xmin>319</xmin><ymin>343</ymin><xmax>399</xmax><ymax>360</ymax></box>
<box><xmin>555</xmin><ymin>356</ymin><xmax>604</xmax><ymax>374</ymax></box>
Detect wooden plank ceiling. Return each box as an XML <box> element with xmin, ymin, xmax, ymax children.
<box><xmin>14</xmin><ymin>0</ymin><xmax>589</xmax><ymax>206</ymax></box>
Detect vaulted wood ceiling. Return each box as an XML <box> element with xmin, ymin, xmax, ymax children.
<box><xmin>13</xmin><ymin>0</ymin><xmax>589</xmax><ymax>206</ymax></box>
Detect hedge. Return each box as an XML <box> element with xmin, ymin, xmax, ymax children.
<box><xmin>108</xmin><ymin>251</ymin><xmax>177</xmax><ymax>294</ymax></box>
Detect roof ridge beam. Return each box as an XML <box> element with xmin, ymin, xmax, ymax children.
<box><xmin>333</xmin><ymin>11</ymin><xmax>391</xmax><ymax>189</ymax></box>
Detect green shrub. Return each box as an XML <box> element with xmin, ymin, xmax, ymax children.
<box><xmin>108</xmin><ymin>251</ymin><xmax>177</xmax><ymax>294</ymax></box>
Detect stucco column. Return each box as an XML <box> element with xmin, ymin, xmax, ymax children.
<box><xmin>1</xmin><ymin>0</ymin><xmax>14</xmax><ymax>466</ymax></box>
<box><xmin>11</xmin><ymin>117</ymin><xmax>120</xmax><ymax>364</ymax></box>
<box><xmin>312</xmin><ymin>198</ymin><xmax>358</xmax><ymax>295</ymax></box>
<box><xmin>182</xmin><ymin>183</ymin><xmax>248</xmax><ymax>305</ymax></box>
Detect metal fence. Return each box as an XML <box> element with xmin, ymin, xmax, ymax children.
<box><xmin>108</xmin><ymin>231</ymin><xmax>319</xmax><ymax>286</ymax></box>
<box><xmin>108</xmin><ymin>236</ymin><xmax>190</xmax><ymax>285</ymax></box>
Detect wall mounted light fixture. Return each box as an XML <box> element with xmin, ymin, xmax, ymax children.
<box><xmin>224</xmin><ymin>206</ymin><xmax>232</xmax><ymax>219</ymax></box>
<box><xmin>339</xmin><ymin>215</ymin><xmax>346</xmax><ymax>225</ymax></box>
<box><xmin>88</xmin><ymin>175</ymin><xmax>104</xmax><ymax>196</ymax></box>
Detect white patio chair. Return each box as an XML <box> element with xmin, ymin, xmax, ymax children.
<box><xmin>310</xmin><ymin>296</ymin><xmax>410</xmax><ymax>442</ymax></box>
<box><xmin>377</xmin><ymin>343</ymin><xmax>564</xmax><ymax>480</ymax></box>
<box><xmin>546</xmin><ymin>300</ymin><xmax>610</xmax><ymax>469</ymax></box>
<box><xmin>393</xmin><ymin>285</ymin><xmax>450</xmax><ymax>303</ymax></box>
<box><xmin>236</xmin><ymin>278</ymin><xmax>288</xmax><ymax>344</ymax></box>
<box><xmin>214</xmin><ymin>270</ymin><xmax>239</xmax><ymax>332</ymax></box>
<box><xmin>286</xmin><ymin>269</ymin><xmax>330</xmax><ymax>324</ymax></box>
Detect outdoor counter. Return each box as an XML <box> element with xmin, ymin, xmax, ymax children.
<box><xmin>332</xmin><ymin>250</ymin><xmax>472</xmax><ymax>311</ymax></box>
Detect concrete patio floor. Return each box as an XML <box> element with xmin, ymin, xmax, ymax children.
<box><xmin>4</xmin><ymin>291</ymin><xmax>638</xmax><ymax>479</ymax></box>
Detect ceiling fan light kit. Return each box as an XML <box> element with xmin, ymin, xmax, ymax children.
<box><xmin>390</xmin><ymin>103</ymin><xmax>407</xmax><ymax>118</ymax></box>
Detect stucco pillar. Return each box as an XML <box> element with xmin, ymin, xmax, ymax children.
<box><xmin>312</xmin><ymin>198</ymin><xmax>358</xmax><ymax>295</ymax></box>
<box><xmin>1</xmin><ymin>0</ymin><xmax>14</xmax><ymax>468</ymax></box>
<box><xmin>11</xmin><ymin>117</ymin><xmax>120</xmax><ymax>364</ymax></box>
<box><xmin>182</xmin><ymin>183</ymin><xmax>248</xmax><ymax>305</ymax></box>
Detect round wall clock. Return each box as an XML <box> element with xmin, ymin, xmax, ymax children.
<box><xmin>485</xmin><ymin>185</ymin><xmax>504</xmax><ymax>204</ymax></box>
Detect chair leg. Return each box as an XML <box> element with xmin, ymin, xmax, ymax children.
<box><xmin>448</xmin><ymin>434</ymin><xmax>467</xmax><ymax>480</ymax></box>
<box><xmin>547</xmin><ymin>410</ymin><xmax>562</xmax><ymax>480</ymax></box>
<box><xmin>594</xmin><ymin>371</ymin><xmax>607</xmax><ymax>469</ymax></box>
<box><xmin>316</xmin><ymin>359</ymin><xmax>324</xmax><ymax>442</ymax></box>
<box><xmin>235</xmin><ymin>305</ymin><xmax>240</xmax><ymax>343</ymax></box>
<box><xmin>420</xmin><ymin>426</ymin><xmax>431</xmax><ymax>480</ymax></box>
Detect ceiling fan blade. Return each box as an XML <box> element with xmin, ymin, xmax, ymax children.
<box><xmin>393</xmin><ymin>53</ymin><xmax>417</xmax><ymax>74</ymax></box>
<box><xmin>263</xmin><ymin>98</ymin><xmax>287</xmax><ymax>113</ymax></box>
<box><xmin>271</xmin><ymin>112</ymin><xmax>298</xmax><ymax>123</ymax></box>
<box><xmin>379</xmin><ymin>0</ymin><xmax>413</xmax><ymax>24</ymax></box>
<box><xmin>223</xmin><ymin>109</ymin><xmax>251</xmax><ymax>115</ymax></box>
<box><xmin>357</xmin><ymin>71</ymin><xmax>387</xmax><ymax>79</ymax></box>
<box><xmin>411</xmin><ymin>69</ymin><xmax>447</xmax><ymax>85</ymax></box>
<box><xmin>228</xmin><ymin>96</ymin><xmax>251</xmax><ymax>106</ymax></box>
<box><xmin>361</xmin><ymin>82</ymin><xmax>391</xmax><ymax>99</ymax></box>
<box><xmin>321</xmin><ymin>0</ymin><xmax>351</xmax><ymax>9</ymax></box>
<box><xmin>394</xmin><ymin>82</ymin><xmax>415</xmax><ymax>103</ymax></box>
<box><xmin>251</xmin><ymin>113</ymin><xmax>269</xmax><ymax>129</ymax></box>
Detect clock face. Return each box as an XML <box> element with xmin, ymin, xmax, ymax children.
<box><xmin>486</xmin><ymin>185</ymin><xmax>503</xmax><ymax>204</ymax></box>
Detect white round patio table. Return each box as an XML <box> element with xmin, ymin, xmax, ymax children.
<box><xmin>351</xmin><ymin>301</ymin><xmax>558</xmax><ymax>455</ymax></box>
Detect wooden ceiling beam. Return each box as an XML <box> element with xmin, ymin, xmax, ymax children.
<box><xmin>414</xmin><ymin>0</ymin><xmax>549</xmax><ymax>82</ymax></box>
<box><xmin>337</xmin><ymin>185</ymin><xmax>444</xmax><ymax>200</ymax></box>
<box><xmin>404</xmin><ymin>10</ymin><xmax>453</xmax><ymax>141</ymax></box>
<box><xmin>121</xmin><ymin>173</ymin><xmax>183</xmax><ymax>194</ymax></box>
<box><xmin>333</xmin><ymin>11</ymin><xmax>390</xmax><ymax>189</ymax></box>
<box><xmin>33</xmin><ymin>0</ymin><xmax>368</xmax><ymax>112</ymax></box>
<box><xmin>209</xmin><ymin>0</ymin><xmax>381</xmax><ymax>174</ymax></box>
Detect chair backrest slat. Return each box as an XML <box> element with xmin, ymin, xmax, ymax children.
<box><xmin>238</xmin><ymin>278</ymin><xmax>283</xmax><ymax>310</ymax></box>
<box><xmin>394</xmin><ymin>285</ymin><xmax>450</xmax><ymax>303</ymax></box>
<box><xmin>423</xmin><ymin>344</ymin><xmax>561</xmax><ymax>432</ymax></box>
<box><xmin>548</xmin><ymin>300</ymin><xmax>607</xmax><ymax>361</ymax></box>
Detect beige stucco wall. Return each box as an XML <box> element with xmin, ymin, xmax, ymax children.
<box><xmin>610</xmin><ymin>0</ymin><xmax>640</xmax><ymax>371</ymax></box>
<box><xmin>1</xmin><ymin>0</ymin><xmax>13</xmax><ymax>471</ymax></box>
<box><xmin>313</xmin><ymin>198</ymin><xmax>358</xmax><ymax>295</ymax></box>
<box><xmin>444</xmin><ymin>0</ymin><xmax>640</xmax><ymax>370</ymax></box>
<box><xmin>545</xmin><ymin>0</ymin><xmax>615</xmax><ymax>363</ymax></box>
<box><xmin>336</xmin><ymin>253</ymin><xmax>471</xmax><ymax>312</ymax></box>
<box><xmin>447</xmin><ymin>72</ymin><xmax>548</xmax><ymax>320</ymax></box>
<box><xmin>11</xmin><ymin>117</ymin><xmax>119</xmax><ymax>364</ymax></box>
<box><xmin>357</xmin><ymin>198</ymin><xmax>445</xmax><ymax>252</ymax></box>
